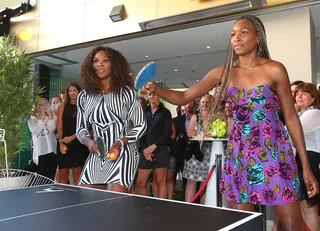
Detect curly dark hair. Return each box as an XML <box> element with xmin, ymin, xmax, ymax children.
<box><xmin>80</xmin><ymin>46</ymin><xmax>133</xmax><ymax>95</ymax></box>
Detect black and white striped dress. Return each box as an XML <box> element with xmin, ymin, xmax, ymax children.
<box><xmin>76</xmin><ymin>86</ymin><xmax>146</xmax><ymax>188</ymax></box>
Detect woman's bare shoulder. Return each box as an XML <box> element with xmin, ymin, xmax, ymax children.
<box><xmin>210</xmin><ymin>65</ymin><xmax>226</xmax><ymax>76</ymax></box>
<box><xmin>205</xmin><ymin>65</ymin><xmax>226</xmax><ymax>82</ymax></box>
<box><xmin>263</xmin><ymin>59</ymin><xmax>286</xmax><ymax>72</ymax></box>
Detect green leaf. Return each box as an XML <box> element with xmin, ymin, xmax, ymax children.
<box><xmin>0</xmin><ymin>36</ymin><xmax>43</xmax><ymax>168</ymax></box>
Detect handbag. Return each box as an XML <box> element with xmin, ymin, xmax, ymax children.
<box><xmin>185</xmin><ymin>140</ymin><xmax>204</xmax><ymax>162</ymax></box>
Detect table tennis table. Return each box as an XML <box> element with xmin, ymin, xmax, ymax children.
<box><xmin>0</xmin><ymin>184</ymin><xmax>263</xmax><ymax>231</ymax></box>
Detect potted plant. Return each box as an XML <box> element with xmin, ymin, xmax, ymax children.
<box><xmin>0</xmin><ymin>36</ymin><xmax>43</xmax><ymax>169</ymax></box>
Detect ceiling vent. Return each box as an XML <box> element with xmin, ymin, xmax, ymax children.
<box><xmin>139</xmin><ymin>0</ymin><xmax>266</xmax><ymax>30</ymax></box>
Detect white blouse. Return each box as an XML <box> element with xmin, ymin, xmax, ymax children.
<box><xmin>299</xmin><ymin>108</ymin><xmax>320</xmax><ymax>154</ymax></box>
<box><xmin>28</xmin><ymin>115</ymin><xmax>57</xmax><ymax>165</ymax></box>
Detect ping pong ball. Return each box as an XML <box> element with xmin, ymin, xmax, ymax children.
<box><xmin>109</xmin><ymin>153</ymin><xmax>116</xmax><ymax>159</ymax></box>
<box><xmin>18</xmin><ymin>29</ymin><xmax>32</xmax><ymax>41</ymax></box>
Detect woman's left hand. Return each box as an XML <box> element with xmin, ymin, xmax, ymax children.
<box><xmin>108</xmin><ymin>141</ymin><xmax>121</xmax><ymax>161</ymax></box>
<box><xmin>303</xmin><ymin>168</ymin><xmax>319</xmax><ymax>198</ymax></box>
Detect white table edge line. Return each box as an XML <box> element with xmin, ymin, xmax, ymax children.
<box><xmin>217</xmin><ymin>213</ymin><xmax>262</xmax><ymax>231</ymax></box>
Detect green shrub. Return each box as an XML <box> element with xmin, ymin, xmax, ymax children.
<box><xmin>0</xmin><ymin>36</ymin><xmax>43</xmax><ymax>168</ymax></box>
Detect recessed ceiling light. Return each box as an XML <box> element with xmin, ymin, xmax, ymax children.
<box><xmin>207</xmin><ymin>46</ymin><xmax>211</xmax><ymax>49</ymax></box>
<box><xmin>145</xmin><ymin>55</ymin><xmax>149</xmax><ymax>58</ymax></box>
<box><xmin>174</xmin><ymin>69</ymin><xmax>178</xmax><ymax>72</ymax></box>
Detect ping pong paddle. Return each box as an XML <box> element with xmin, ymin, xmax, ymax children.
<box><xmin>134</xmin><ymin>61</ymin><xmax>157</xmax><ymax>90</ymax></box>
<box><xmin>96</xmin><ymin>137</ymin><xmax>105</xmax><ymax>159</ymax></box>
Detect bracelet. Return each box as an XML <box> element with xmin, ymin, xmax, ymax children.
<box><xmin>117</xmin><ymin>139</ymin><xmax>124</xmax><ymax>149</ymax></box>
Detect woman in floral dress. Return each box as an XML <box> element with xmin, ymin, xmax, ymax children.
<box><xmin>141</xmin><ymin>15</ymin><xmax>318</xmax><ymax>231</ymax></box>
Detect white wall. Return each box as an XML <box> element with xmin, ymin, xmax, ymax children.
<box><xmin>261</xmin><ymin>8</ymin><xmax>315</xmax><ymax>83</ymax></box>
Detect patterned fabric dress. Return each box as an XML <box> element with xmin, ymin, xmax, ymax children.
<box><xmin>76</xmin><ymin>86</ymin><xmax>147</xmax><ymax>188</ymax></box>
<box><xmin>182</xmin><ymin>142</ymin><xmax>211</xmax><ymax>182</ymax></box>
<box><xmin>183</xmin><ymin>114</ymin><xmax>211</xmax><ymax>182</ymax></box>
<box><xmin>219</xmin><ymin>84</ymin><xmax>299</xmax><ymax>206</ymax></box>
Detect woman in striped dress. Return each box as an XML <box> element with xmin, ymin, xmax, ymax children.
<box><xmin>76</xmin><ymin>46</ymin><xmax>147</xmax><ymax>192</ymax></box>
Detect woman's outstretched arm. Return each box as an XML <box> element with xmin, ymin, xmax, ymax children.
<box><xmin>141</xmin><ymin>66</ymin><xmax>224</xmax><ymax>105</ymax></box>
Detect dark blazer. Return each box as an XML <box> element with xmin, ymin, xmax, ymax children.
<box><xmin>139</xmin><ymin>103</ymin><xmax>172</xmax><ymax>151</ymax></box>
<box><xmin>173</xmin><ymin>114</ymin><xmax>189</xmax><ymax>171</ymax></box>
<box><xmin>174</xmin><ymin>114</ymin><xmax>187</xmax><ymax>138</ymax></box>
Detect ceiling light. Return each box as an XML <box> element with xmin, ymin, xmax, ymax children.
<box><xmin>207</xmin><ymin>46</ymin><xmax>211</xmax><ymax>49</ymax></box>
<box><xmin>197</xmin><ymin>80</ymin><xmax>199</xmax><ymax>82</ymax></box>
<box><xmin>145</xmin><ymin>55</ymin><xmax>149</xmax><ymax>58</ymax></box>
<box><xmin>174</xmin><ymin>69</ymin><xmax>178</xmax><ymax>72</ymax></box>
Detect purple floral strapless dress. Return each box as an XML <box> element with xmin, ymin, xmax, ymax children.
<box><xmin>219</xmin><ymin>84</ymin><xmax>299</xmax><ymax>206</ymax></box>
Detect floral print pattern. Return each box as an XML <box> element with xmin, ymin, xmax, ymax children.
<box><xmin>220</xmin><ymin>84</ymin><xmax>299</xmax><ymax>205</ymax></box>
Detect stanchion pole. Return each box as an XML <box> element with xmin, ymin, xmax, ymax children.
<box><xmin>216</xmin><ymin>154</ymin><xmax>223</xmax><ymax>207</ymax></box>
<box><xmin>258</xmin><ymin>204</ymin><xmax>267</xmax><ymax>231</ymax></box>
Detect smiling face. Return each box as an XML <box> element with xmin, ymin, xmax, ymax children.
<box><xmin>200</xmin><ymin>95</ymin><xmax>212</xmax><ymax>112</ymax></box>
<box><xmin>225</xmin><ymin>103</ymin><xmax>232</xmax><ymax>117</ymax></box>
<box><xmin>231</xmin><ymin>19</ymin><xmax>259</xmax><ymax>56</ymax></box>
<box><xmin>92</xmin><ymin>50</ymin><xmax>112</xmax><ymax>80</ymax></box>
<box><xmin>295</xmin><ymin>89</ymin><xmax>314</xmax><ymax>110</ymax></box>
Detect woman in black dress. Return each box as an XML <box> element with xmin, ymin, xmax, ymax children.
<box><xmin>57</xmin><ymin>82</ymin><xmax>89</xmax><ymax>185</ymax></box>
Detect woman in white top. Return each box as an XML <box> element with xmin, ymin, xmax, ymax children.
<box><xmin>294</xmin><ymin>83</ymin><xmax>320</xmax><ymax>231</ymax></box>
<box><xmin>26</xmin><ymin>98</ymin><xmax>58</xmax><ymax>180</ymax></box>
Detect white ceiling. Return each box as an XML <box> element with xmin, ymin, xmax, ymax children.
<box><xmin>32</xmin><ymin>3</ymin><xmax>320</xmax><ymax>88</ymax></box>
